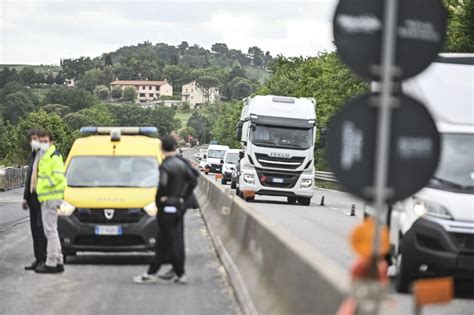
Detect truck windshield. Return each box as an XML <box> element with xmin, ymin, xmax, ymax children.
<box><xmin>67</xmin><ymin>156</ymin><xmax>159</xmax><ymax>188</ymax></box>
<box><xmin>225</xmin><ymin>153</ymin><xmax>240</xmax><ymax>164</ymax></box>
<box><xmin>251</xmin><ymin>125</ymin><xmax>313</xmax><ymax>149</ymax></box>
<box><xmin>429</xmin><ymin>134</ymin><xmax>474</xmax><ymax>193</ymax></box>
<box><xmin>208</xmin><ymin>150</ymin><xmax>226</xmax><ymax>159</ymax></box>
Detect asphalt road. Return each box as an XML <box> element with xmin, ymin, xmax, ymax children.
<box><xmin>184</xmin><ymin>147</ymin><xmax>474</xmax><ymax>315</ymax></box>
<box><xmin>0</xmin><ymin>185</ymin><xmax>239</xmax><ymax>314</ymax></box>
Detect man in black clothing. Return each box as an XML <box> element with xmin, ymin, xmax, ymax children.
<box><xmin>134</xmin><ymin>136</ymin><xmax>197</xmax><ymax>284</ymax></box>
<box><xmin>22</xmin><ymin>128</ymin><xmax>47</xmax><ymax>271</ymax></box>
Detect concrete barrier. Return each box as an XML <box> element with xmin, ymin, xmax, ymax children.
<box><xmin>195</xmin><ymin>175</ymin><xmax>350</xmax><ymax>315</ymax></box>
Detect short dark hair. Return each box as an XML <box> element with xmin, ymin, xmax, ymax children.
<box><xmin>161</xmin><ymin>135</ymin><xmax>178</xmax><ymax>152</ymax></box>
<box><xmin>38</xmin><ymin>130</ymin><xmax>55</xmax><ymax>142</ymax></box>
<box><xmin>26</xmin><ymin>128</ymin><xmax>42</xmax><ymax>141</ymax></box>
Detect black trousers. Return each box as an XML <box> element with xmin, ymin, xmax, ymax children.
<box><xmin>27</xmin><ymin>193</ymin><xmax>47</xmax><ymax>263</ymax></box>
<box><xmin>147</xmin><ymin>212</ymin><xmax>185</xmax><ymax>277</ymax></box>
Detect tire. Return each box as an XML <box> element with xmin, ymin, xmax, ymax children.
<box><xmin>298</xmin><ymin>197</ymin><xmax>311</xmax><ymax>206</ymax></box>
<box><xmin>395</xmin><ymin>239</ymin><xmax>413</xmax><ymax>293</ymax></box>
<box><xmin>287</xmin><ymin>197</ymin><xmax>297</xmax><ymax>204</ymax></box>
<box><xmin>62</xmin><ymin>252</ymin><xmax>76</xmax><ymax>264</ymax></box>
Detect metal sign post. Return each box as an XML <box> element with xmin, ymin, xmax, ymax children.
<box><xmin>371</xmin><ymin>0</ymin><xmax>398</xmax><ymax>262</ymax></box>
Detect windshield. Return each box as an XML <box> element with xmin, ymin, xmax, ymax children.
<box><xmin>251</xmin><ymin>125</ymin><xmax>313</xmax><ymax>150</ymax></box>
<box><xmin>225</xmin><ymin>153</ymin><xmax>240</xmax><ymax>164</ymax></box>
<box><xmin>208</xmin><ymin>149</ymin><xmax>226</xmax><ymax>159</ymax></box>
<box><xmin>429</xmin><ymin>134</ymin><xmax>474</xmax><ymax>193</ymax></box>
<box><xmin>67</xmin><ymin>156</ymin><xmax>159</xmax><ymax>188</ymax></box>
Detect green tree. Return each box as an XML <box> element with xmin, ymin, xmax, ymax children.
<box><xmin>122</xmin><ymin>86</ymin><xmax>137</xmax><ymax>102</ymax></box>
<box><xmin>444</xmin><ymin>0</ymin><xmax>474</xmax><ymax>52</ymax></box>
<box><xmin>94</xmin><ymin>85</ymin><xmax>109</xmax><ymax>100</ymax></box>
<box><xmin>187</xmin><ymin>111</ymin><xmax>211</xmax><ymax>143</ymax></box>
<box><xmin>1</xmin><ymin>92</ymin><xmax>35</xmax><ymax>124</ymax></box>
<box><xmin>64</xmin><ymin>104</ymin><xmax>114</xmax><ymax>130</ymax></box>
<box><xmin>111</xmin><ymin>86</ymin><xmax>123</xmax><ymax>99</ymax></box>
<box><xmin>42</xmin><ymin>104</ymin><xmax>71</xmax><ymax>117</ymax></box>
<box><xmin>179</xmin><ymin>126</ymin><xmax>197</xmax><ymax>140</ymax></box>
<box><xmin>19</xmin><ymin>67</ymin><xmax>36</xmax><ymax>86</ymax></box>
<box><xmin>147</xmin><ymin>107</ymin><xmax>181</xmax><ymax>135</ymax></box>
<box><xmin>211</xmin><ymin>102</ymin><xmax>243</xmax><ymax>148</ymax></box>
<box><xmin>43</xmin><ymin>86</ymin><xmax>98</xmax><ymax>112</ymax></box>
<box><xmin>105</xmin><ymin>54</ymin><xmax>113</xmax><ymax>66</ymax></box>
<box><xmin>77</xmin><ymin>68</ymin><xmax>102</xmax><ymax>92</ymax></box>
<box><xmin>211</xmin><ymin>43</ymin><xmax>229</xmax><ymax>55</ymax></box>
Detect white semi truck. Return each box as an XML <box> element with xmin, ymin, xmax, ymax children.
<box><xmin>235</xmin><ymin>95</ymin><xmax>318</xmax><ymax>205</ymax></box>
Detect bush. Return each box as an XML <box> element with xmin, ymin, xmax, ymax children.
<box><xmin>122</xmin><ymin>86</ymin><xmax>137</xmax><ymax>102</ymax></box>
<box><xmin>111</xmin><ymin>86</ymin><xmax>122</xmax><ymax>99</ymax></box>
<box><xmin>94</xmin><ymin>85</ymin><xmax>109</xmax><ymax>100</ymax></box>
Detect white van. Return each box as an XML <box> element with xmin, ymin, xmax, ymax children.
<box><xmin>221</xmin><ymin>149</ymin><xmax>241</xmax><ymax>185</ymax></box>
<box><xmin>205</xmin><ymin>144</ymin><xmax>230</xmax><ymax>174</ymax></box>
<box><xmin>379</xmin><ymin>54</ymin><xmax>474</xmax><ymax>292</ymax></box>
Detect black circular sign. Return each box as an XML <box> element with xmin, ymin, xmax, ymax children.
<box><xmin>333</xmin><ymin>0</ymin><xmax>447</xmax><ymax>81</ymax></box>
<box><xmin>326</xmin><ymin>93</ymin><xmax>440</xmax><ymax>202</ymax></box>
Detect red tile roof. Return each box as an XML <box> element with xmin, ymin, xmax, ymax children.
<box><xmin>110</xmin><ymin>80</ymin><xmax>169</xmax><ymax>86</ymax></box>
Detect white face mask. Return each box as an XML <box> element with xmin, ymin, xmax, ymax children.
<box><xmin>30</xmin><ymin>140</ymin><xmax>41</xmax><ymax>151</ymax></box>
<box><xmin>40</xmin><ymin>143</ymin><xmax>50</xmax><ymax>152</ymax></box>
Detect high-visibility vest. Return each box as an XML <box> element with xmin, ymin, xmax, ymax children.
<box><xmin>36</xmin><ymin>145</ymin><xmax>67</xmax><ymax>202</ymax></box>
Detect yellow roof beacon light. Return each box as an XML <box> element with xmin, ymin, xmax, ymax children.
<box><xmin>79</xmin><ymin>126</ymin><xmax>158</xmax><ymax>138</ymax></box>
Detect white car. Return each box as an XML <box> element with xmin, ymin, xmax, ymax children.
<box><xmin>368</xmin><ymin>54</ymin><xmax>474</xmax><ymax>293</ymax></box>
<box><xmin>221</xmin><ymin>149</ymin><xmax>241</xmax><ymax>185</ymax></box>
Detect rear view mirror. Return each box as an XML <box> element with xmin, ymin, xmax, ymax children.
<box><xmin>239</xmin><ymin>151</ymin><xmax>244</xmax><ymax>159</ymax></box>
<box><xmin>319</xmin><ymin>128</ymin><xmax>327</xmax><ymax>149</ymax></box>
<box><xmin>220</xmin><ymin>159</ymin><xmax>224</xmax><ymax>164</ymax></box>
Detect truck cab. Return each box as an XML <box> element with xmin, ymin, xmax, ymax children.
<box><xmin>235</xmin><ymin>95</ymin><xmax>316</xmax><ymax>205</ymax></box>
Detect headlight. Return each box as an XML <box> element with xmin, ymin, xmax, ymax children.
<box><xmin>413</xmin><ymin>198</ymin><xmax>453</xmax><ymax>220</ymax></box>
<box><xmin>243</xmin><ymin>174</ymin><xmax>255</xmax><ymax>184</ymax></box>
<box><xmin>300</xmin><ymin>178</ymin><xmax>313</xmax><ymax>188</ymax></box>
<box><xmin>144</xmin><ymin>202</ymin><xmax>158</xmax><ymax>216</ymax></box>
<box><xmin>58</xmin><ymin>201</ymin><xmax>76</xmax><ymax>216</ymax></box>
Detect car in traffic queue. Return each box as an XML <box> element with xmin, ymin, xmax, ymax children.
<box><xmin>58</xmin><ymin>127</ymin><xmax>163</xmax><ymax>261</ymax></box>
<box><xmin>365</xmin><ymin>54</ymin><xmax>474</xmax><ymax>292</ymax></box>
<box><xmin>204</xmin><ymin>144</ymin><xmax>229</xmax><ymax>174</ymax></box>
<box><xmin>221</xmin><ymin>149</ymin><xmax>241</xmax><ymax>185</ymax></box>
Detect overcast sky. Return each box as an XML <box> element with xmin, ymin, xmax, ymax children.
<box><xmin>0</xmin><ymin>0</ymin><xmax>337</xmax><ymax>65</ymax></box>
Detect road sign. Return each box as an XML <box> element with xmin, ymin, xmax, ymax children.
<box><xmin>333</xmin><ymin>0</ymin><xmax>447</xmax><ymax>81</ymax></box>
<box><xmin>326</xmin><ymin>93</ymin><xmax>440</xmax><ymax>202</ymax></box>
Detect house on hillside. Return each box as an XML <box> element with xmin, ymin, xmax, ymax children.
<box><xmin>110</xmin><ymin>80</ymin><xmax>173</xmax><ymax>103</ymax></box>
<box><xmin>181</xmin><ymin>81</ymin><xmax>219</xmax><ymax>108</ymax></box>
<box><xmin>64</xmin><ymin>79</ymin><xmax>75</xmax><ymax>88</ymax></box>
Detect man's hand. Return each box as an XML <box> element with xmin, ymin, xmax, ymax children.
<box><xmin>22</xmin><ymin>200</ymin><xmax>28</xmax><ymax>211</ymax></box>
<box><xmin>160</xmin><ymin>196</ymin><xmax>168</xmax><ymax>203</ymax></box>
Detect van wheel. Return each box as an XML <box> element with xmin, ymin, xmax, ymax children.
<box><xmin>298</xmin><ymin>197</ymin><xmax>311</xmax><ymax>206</ymax></box>
<box><xmin>287</xmin><ymin>197</ymin><xmax>297</xmax><ymax>204</ymax></box>
<box><xmin>395</xmin><ymin>240</ymin><xmax>413</xmax><ymax>293</ymax></box>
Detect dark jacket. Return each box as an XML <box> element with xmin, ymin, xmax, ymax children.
<box><xmin>156</xmin><ymin>155</ymin><xmax>198</xmax><ymax>213</ymax></box>
<box><xmin>177</xmin><ymin>155</ymin><xmax>200</xmax><ymax>210</ymax></box>
<box><xmin>23</xmin><ymin>150</ymin><xmax>37</xmax><ymax>200</ymax></box>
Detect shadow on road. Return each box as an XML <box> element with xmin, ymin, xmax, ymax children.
<box><xmin>66</xmin><ymin>253</ymin><xmax>154</xmax><ymax>265</ymax></box>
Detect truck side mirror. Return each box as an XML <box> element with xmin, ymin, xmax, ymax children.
<box><xmin>203</xmin><ymin>154</ymin><xmax>207</xmax><ymax>159</ymax></box>
<box><xmin>239</xmin><ymin>151</ymin><xmax>244</xmax><ymax>159</ymax></box>
<box><xmin>319</xmin><ymin>128</ymin><xmax>327</xmax><ymax>149</ymax></box>
<box><xmin>236</xmin><ymin>121</ymin><xmax>243</xmax><ymax>141</ymax></box>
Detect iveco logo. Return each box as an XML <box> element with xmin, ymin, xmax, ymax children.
<box><xmin>104</xmin><ymin>209</ymin><xmax>115</xmax><ymax>220</ymax></box>
<box><xmin>269</xmin><ymin>152</ymin><xmax>291</xmax><ymax>158</ymax></box>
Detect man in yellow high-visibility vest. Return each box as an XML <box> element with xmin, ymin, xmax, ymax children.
<box><xmin>35</xmin><ymin>130</ymin><xmax>67</xmax><ymax>274</ymax></box>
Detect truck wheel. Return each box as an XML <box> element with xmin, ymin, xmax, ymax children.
<box><xmin>395</xmin><ymin>240</ymin><xmax>413</xmax><ymax>293</ymax></box>
<box><xmin>287</xmin><ymin>197</ymin><xmax>297</xmax><ymax>204</ymax></box>
<box><xmin>298</xmin><ymin>197</ymin><xmax>311</xmax><ymax>206</ymax></box>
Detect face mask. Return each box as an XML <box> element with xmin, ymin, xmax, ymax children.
<box><xmin>30</xmin><ymin>140</ymin><xmax>41</xmax><ymax>151</ymax></box>
<box><xmin>40</xmin><ymin>143</ymin><xmax>50</xmax><ymax>152</ymax></box>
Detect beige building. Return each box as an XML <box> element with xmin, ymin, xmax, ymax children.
<box><xmin>181</xmin><ymin>81</ymin><xmax>219</xmax><ymax>108</ymax></box>
<box><xmin>110</xmin><ymin>80</ymin><xmax>173</xmax><ymax>103</ymax></box>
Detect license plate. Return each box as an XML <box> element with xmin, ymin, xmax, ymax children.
<box><xmin>95</xmin><ymin>225</ymin><xmax>122</xmax><ymax>235</ymax></box>
<box><xmin>272</xmin><ymin>178</ymin><xmax>284</xmax><ymax>183</ymax></box>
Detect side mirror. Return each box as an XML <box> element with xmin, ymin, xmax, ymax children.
<box><xmin>220</xmin><ymin>159</ymin><xmax>224</xmax><ymax>164</ymax></box>
<box><xmin>198</xmin><ymin>157</ymin><xmax>202</xmax><ymax>161</ymax></box>
<box><xmin>319</xmin><ymin>128</ymin><xmax>327</xmax><ymax>149</ymax></box>
<box><xmin>236</xmin><ymin>121</ymin><xmax>243</xmax><ymax>141</ymax></box>
<box><xmin>203</xmin><ymin>154</ymin><xmax>207</xmax><ymax>159</ymax></box>
<box><xmin>239</xmin><ymin>151</ymin><xmax>244</xmax><ymax>159</ymax></box>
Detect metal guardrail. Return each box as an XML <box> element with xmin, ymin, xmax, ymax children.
<box><xmin>0</xmin><ymin>166</ymin><xmax>28</xmax><ymax>191</ymax></box>
<box><xmin>314</xmin><ymin>171</ymin><xmax>337</xmax><ymax>183</ymax></box>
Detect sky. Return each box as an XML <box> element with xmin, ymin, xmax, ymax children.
<box><xmin>0</xmin><ymin>0</ymin><xmax>338</xmax><ymax>65</ymax></box>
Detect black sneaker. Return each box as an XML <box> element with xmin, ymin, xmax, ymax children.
<box><xmin>25</xmin><ymin>261</ymin><xmax>40</xmax><ymax>271</ymax></box>
<box><xmin>35</xmin><ymin>264</ymin><xmax>59</xmax><ymax>274</ymax></box>
<box><xmin>56</xmin><ymin>264</ymin><xmax>65</xmax><ymax>273</ymax></box>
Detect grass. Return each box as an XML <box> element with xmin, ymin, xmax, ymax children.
<box><xmin>175</xmin><ymin>111</ymin><xmax>192</xmax><ymax>127</ymax></box>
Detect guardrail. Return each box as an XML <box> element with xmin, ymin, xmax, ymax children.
<box><xmin>0</xmin><ymin>167</ymin><xmax>28</xmax><ymax>191</ymax></box>
<box><xmin>315</xmin><ymin>170</ymin><xmax>337</xmax><ymax>183</ymax></box>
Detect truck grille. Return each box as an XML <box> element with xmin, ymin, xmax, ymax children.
<box><xmin>74</xmin><ymin>209</ymin><xmax>145</xmax><ymax>224</ymax></box>
<box><xmin>255</xmin><ymin>153</ymin><xmax>305</xmax><ymax>170</ymax></box>
<box><xmin>255</xmin><ymin>169</ymin><xmax>302</xmax><ymax>189</ymax></box>
<box><xmin>450</xmin><ymin>233</ymin><xmax>474</xmax><ymax>251</ymax></box>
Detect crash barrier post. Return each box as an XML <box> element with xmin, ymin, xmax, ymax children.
<box><xmin>195</xmin><ymin>174</ymin><xmax>349</xmax><ymax>315</ymax></box>
<box><xmin>0</xmin><ymin>166</ymin><xmax>28</xmax><ymax>191</ymax></box>
<box><xmin>320</xmin><ymin>195</ymin><xmax>325</xmax><ymax>206</ymax></box>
